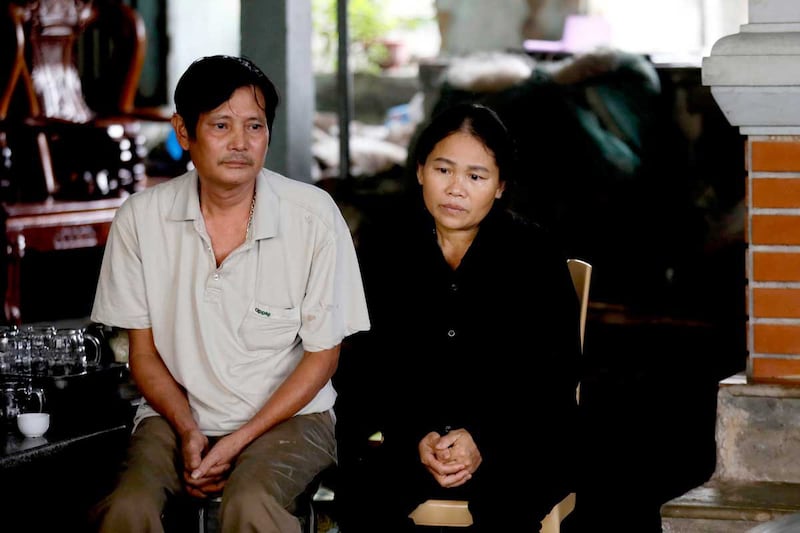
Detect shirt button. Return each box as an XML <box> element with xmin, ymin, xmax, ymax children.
<box><xmin>450</xmin><ymin>283</ymin><xmax>458</xmax><ymax>292</ymax></box>
<box><xmin>447</xmin><ymin>329</ymin><xmax>455</xmax><ymax>338</ymax></box>
<box><xmin>213</xmin><ymin>273</ymin><xmax>220</xmax><ymax>281</ymax></box>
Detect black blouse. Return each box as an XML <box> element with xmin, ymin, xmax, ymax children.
<box><xmin>337</xmin><ymin>205</ymin><xmax>581</xmax><ymax>524</ymax></box>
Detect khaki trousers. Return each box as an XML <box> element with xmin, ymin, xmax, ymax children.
<box><xmin>93</xmin><ymin>411</ymin><xmax>336</xmax><ymax>533</ymax></box>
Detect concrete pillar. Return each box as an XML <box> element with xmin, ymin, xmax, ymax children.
<box><xmin>241</xmin><ymin>0</ymin><xmax>314</xmax><ymax>182</ymax></box>
<box><xmin>703</xmin><ymin>0</ymin><xmax>800</xmax><ymax>382</ymax></box>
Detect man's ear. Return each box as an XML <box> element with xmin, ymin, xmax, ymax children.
<box><xmin>171</xmin><ymin>114</ymin><xmax>191</xmax><ymax>150</ymax></box>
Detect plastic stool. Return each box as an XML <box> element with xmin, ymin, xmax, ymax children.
<box><xmin>197</xmin><ymin>495</ymin><xmax>221</xmax><ymax>533</ymax></box>
<box><xmin>196</xmin><ymin>492</ymin><xmax>316</xmax><ymax>533</ymax></box>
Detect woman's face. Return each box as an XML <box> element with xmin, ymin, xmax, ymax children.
<box><xmin>417</xmin><ymin>131</ymin><xmax>505</xmax><ymax>234</ymax></box>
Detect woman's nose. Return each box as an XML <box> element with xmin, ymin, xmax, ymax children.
<box><xmin>446</xmin><ymin>175</ymin><xmax>465</xmax><ymax>196</ymax></box>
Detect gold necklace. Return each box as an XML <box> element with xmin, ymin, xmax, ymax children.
<box><xmin>246</xmin><ymin>190</ymin><xmax>256</xmax><ymax>240</ymax></box>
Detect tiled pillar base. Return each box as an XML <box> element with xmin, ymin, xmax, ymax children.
<box><xmin>661</xmin><ymin>381</ymin><xmax>800</xmax><ymax>530</ymax></box>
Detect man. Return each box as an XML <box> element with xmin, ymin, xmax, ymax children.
<box><xmin>90</xmin><ymin>55</ymin><xmax>369</xmax><ymax>532</ymax></box>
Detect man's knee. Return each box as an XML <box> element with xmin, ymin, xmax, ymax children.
<box><xmin>220</xmin><ymin>487</ymin><xmax>301</xmax><ymax>533</ymax></box>
<box><xmin>95</xmin><ymin>485</ymin><xmax>166</xmax><ymax>532</ymax></box>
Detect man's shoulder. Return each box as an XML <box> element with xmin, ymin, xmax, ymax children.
<box><xmin>262</xmin><ymin>170</ymin><xmax>340</xmax><ymax>225</ymax></box>
<box><xmin>263</xmin><ymin>169</ymin><xmax>332</xmax><ymax>204</ymax></box>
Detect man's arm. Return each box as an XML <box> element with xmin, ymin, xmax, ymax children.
<box><xmin>189</xmin><ymin>344</ymin><xmax>340</xmax><ymax>479</ymax></box>
<box><xmin>128</xmin><ymin>328</ymin><xmax>197</xmax><ymax>436</ymax></box>
<box><xmin>128</xmin><ymin>328</ymin><xmax>225</xmax><ymax>497</ymax></box>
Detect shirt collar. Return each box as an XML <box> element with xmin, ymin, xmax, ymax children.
<box><xmin>167</xmin><ymin>170</ymin><xmax>201</xmax><ymax>222</ymax></box>
<box><xmin>251</xmin><ymin>169</ymin><xmax>279</xmax><ymax>240</ymax></box>
<box><xmin>165</xmin><ymin>168</ymin><xmax>280</xmax><ymax>240</ymax></box>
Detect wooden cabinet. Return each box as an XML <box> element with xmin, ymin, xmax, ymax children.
<box><xmin>1</xmin><ymin>198</ymin><xmax>124</xmax><ymax>325</ymax></box>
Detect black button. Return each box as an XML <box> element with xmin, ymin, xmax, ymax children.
<box><xmin>447</xmin><ymin>329</ymin><xmax>455</xmax><ymax>338</ymax></box>
<box><xmin>450</xmin><ymin>283</ymin><xmax>458</xmax><ymax>292</ymax></box>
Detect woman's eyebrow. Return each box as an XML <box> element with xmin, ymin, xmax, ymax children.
<box><xmin>431</xmin><ymin>157</ymin><xmax>490</xmax><ymax>173</ymax></box>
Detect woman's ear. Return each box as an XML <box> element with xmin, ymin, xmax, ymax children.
<box><xmin>417</xmin><ymin>163</ymin><xmax>424</xmax><ymax>185</ymax></box>
<box><xmin>170</xmin><ymin>113</ymin><xmax>191</xmax><ymax>150</ymax></box>
<box><xmin>495</xmin><ymin>181</ymin><xmax>506</xmax><ymax>199</ymax></box>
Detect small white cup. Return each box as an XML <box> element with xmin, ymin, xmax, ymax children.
<box><xmin>17</xmin><ymin>412</ymin><xmax>50</xmax><ymax>438</ymax></box>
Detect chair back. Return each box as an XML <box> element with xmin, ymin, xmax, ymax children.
<box><xmin>1</xmin><ymin>0</ymin><xmax>146</xmax><ymax>123</ymax></box>
<box><xmin>0</xmin><ymin>0</ymin><xmax>155</xmax><ymax>201</ymax></box>
<box><xmin>567</xmin><ymin>258</ymin><xmax>592</xmax><ymax>351</ymax></box>
<box><xmin>540</xmin><ymin>258</ymin><xmax>592</xmax><ymax>533</ymax></box>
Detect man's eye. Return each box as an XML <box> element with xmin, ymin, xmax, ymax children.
<box><xmin>249</xmin><ymin>123</ymin><xmax>264</xmax><ymax>131</ymax></box>
<box><xmin>214</xmin><ymin>123</ymin><xmax>227</xmax><ymax>130</ymax></box>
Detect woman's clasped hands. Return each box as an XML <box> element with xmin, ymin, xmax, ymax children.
<box><xmin>419</xmin><ymin>427</ymin><xmax>483</xmax><ymax>488</ymax></box>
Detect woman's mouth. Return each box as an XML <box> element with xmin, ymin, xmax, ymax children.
<box><xmin>441</xmin><ymin>203</ymin><xmax>466</xmax><ymax>213</ymax></box>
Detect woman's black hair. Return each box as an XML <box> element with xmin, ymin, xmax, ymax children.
<box><xmin>411</xmin><ymin>102</ymin><xmax>519</xmax><ymax>200</ymax></box>
<box><xmin>173</xmin><ymin>55</ymin><xmax>280</xmax><ymax>142</ymax></box>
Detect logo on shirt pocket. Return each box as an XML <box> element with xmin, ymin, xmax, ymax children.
<box><xmin>239</xmin><ymin>303</ymin><xmax>301</xmax><ymax>351</ymax></box>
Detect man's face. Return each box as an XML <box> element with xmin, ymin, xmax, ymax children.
<box><xmin>173</xmin><ymin>85</ymin><xmax>269</xmax><ymax>190</ymax></box>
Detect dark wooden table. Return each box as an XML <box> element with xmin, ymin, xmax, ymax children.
<box><xmin>0</xmin><ymin>365</ymin><xmax>133</xmax><ymax>532</ymax></box>
<box><xmin>0</xmin><ymin>197</ymin><xmax>125</xmax><ymax>325</ymax></box>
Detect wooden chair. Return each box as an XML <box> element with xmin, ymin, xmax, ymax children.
<box><xmin>409</xmin><ymin>258</ymin><xmax>592</xmax><ymax>531</ymax></box>
<box><xmin>567</xmin><ymin>258</ymin><xmax>592</xmax><ymax>354</ymax></box>
<box><xmin>539</xmin><ymin>258</ymin><xmax>592</xmax><ymax>533</ymax></box>
<box><xmin>0</xmin><ymin>0</ymin><xmax>167</xmax><ymax>202</ymax></box>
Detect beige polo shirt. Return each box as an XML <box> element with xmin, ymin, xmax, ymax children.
<box><xmin>91</xmin><ymin>169</ymin><xmax>370</xmax><ymax>435</ymax></box>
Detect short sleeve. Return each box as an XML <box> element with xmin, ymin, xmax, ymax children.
<box><xmin>90</xmin><ymin>199</ymin><xmax>151</xmax><ymax>329</ymax></box>
<box><xmin>298</xmin><ymin>201</ymin><xmax>370</xmax><ymax>352</ymax></box>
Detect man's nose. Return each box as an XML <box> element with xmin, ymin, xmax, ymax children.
<box><xmin>228</xmin><ymin>127</ymin><xmax>247</xmax><ymax>149</ymax></box>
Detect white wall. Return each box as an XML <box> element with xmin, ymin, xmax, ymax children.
<box><xmin>586</xmin><ymin>0</ymin><xmax>747</xmax><ymax>62</ymax></box>
<box><xmin>166</xmin><ymin>0</ymin><xmax>241</xmax><ymax>106</ymax></box>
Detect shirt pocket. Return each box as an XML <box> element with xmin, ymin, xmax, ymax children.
<box><xmin>238</xmin><ymin>302</ymin><xmax>302</xmax><ymax>352</ymax></box>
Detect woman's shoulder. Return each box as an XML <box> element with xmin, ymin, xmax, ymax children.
<box><xmin>485</xmin><ymin>210</ymin><xmax>572</xmax><ymax>271</ymax></box>
<box><xmin>489</xmin><ymin>209</ymin><xmax>554</xmax><ymax>245</ymax></box>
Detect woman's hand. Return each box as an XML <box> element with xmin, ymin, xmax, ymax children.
<box><xmin>418</xmin><ymin>428</ymin><xmax>482</xmax><ymax>488</ymax></box>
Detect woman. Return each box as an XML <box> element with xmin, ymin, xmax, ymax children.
<box><xmin>336</xmin><ymin>103</ymin><xmax>581</xmax><ymax>532</ymax></box>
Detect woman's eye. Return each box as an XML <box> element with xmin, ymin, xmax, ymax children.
<box><xmin>249</xmin><ymin>123</ymin><xmax>264</xmax><ymax>131</ymax></box>
<box><xmin>470</xmin><ymin>174</ymin><xmax>485</xmax><ymax>181</ymax></box>
<box><xmin>214</xmin><ymin>123</ymin><xmax>227</xmax><ymax>130</ymax></box>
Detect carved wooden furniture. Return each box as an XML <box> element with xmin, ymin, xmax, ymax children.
<box><xmin>0</xmin><ymin>0</ymin><xmax>167</xmax><ymax>203</ymax></box>
<box><xmin>0</xmin><ymin>1</ymin><xmax>172</xmax><ymax>324</ymax></box>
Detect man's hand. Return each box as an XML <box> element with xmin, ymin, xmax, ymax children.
<box><xmin>180</xmin><ymin>428</ymin><xmax>230</xmax><ymax>498</ymax></box>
